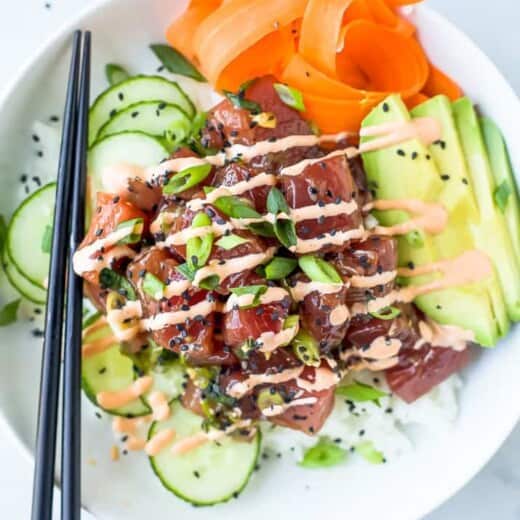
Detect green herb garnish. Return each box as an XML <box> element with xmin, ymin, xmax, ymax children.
<box><xmin>186</xmin><ymin>212</ymin><xmax>214</xmax><ymax>271</ymax></box>
<box><xmin>116</xmin><ymin>218</ymin><xmax>144</xmax><ymax>245</ymax></box>
<box><xmin>215</xmin><ymin>234</ymin><xmax>250</xmax><ymax>250</ymax></box>
<box><xmin>264</xmin><ymin>256</ymin><xmax>298</xmax><ymax>280</ymax></box>
<box><xmin>300</xmin><ymin>438</ymin><xmax>347</xmax><ymax>469</ymax></box>
<box><xmin>230</xmin><ymin>285</ymin><xmax>268</xmax><ymax>307</ymax></box>
<box><xmin>355</xmin><ymin>441</ymin><xmax>385</xmax><ymax>465</ymax></box>
<box><xmin>143</xmin><ymin>273</ymin><xmax>165</xmax><ymax>299</ymax></box>
<box><xmin>150</xmin><ymin>44</ymin><xmax>205</xmax><ymax>82</ymax></box>
<box><xmin>105</xmin><ymin>64</ymin><xmax>130</xmax><ymax>86</ymax></box>
<box><xmin>298</xmin><ymin>255</ymin><xmax>342</xmax><ymax>284</ymax></box>
<box><xmin>41</xmin><ymin>224</ymin><xmax>53</xmax><ymax>254</ymax></box>
<box><xmin>336</xmin><ymin>381</ymin><xmax>387</xmax><ymax>405</ymax></box>
<box><xmin>223</xmin><ymin>90</ymin><xmax>261</xmax><ymax>114</ymax></box>
<box><xmin>274</xmin><ymin>83</ymin><xmax>305</xmax><ymax>112</ymax></box>
<box><xmin>247</xmin><ymin>221</ymin><xmax>276</xmax><ymax>237</ymax></box>
<box><xmin>273</xmin><ymin>219</ymin><xmax>297</xmax><ymax>249</ymax></box>
<box><xmin>99</xmin><ymin>268</ymin><xmax>136</xmax><ymax>300</ymax></box>
<box><xmin>369</xmin><ymin>306</ymin><xmax>401</xmax><ymax>321</ymax></box>
<box><xmin>163</xmin><ymin>163</ymin><xmax>213</xmax><ymax>195</ymax></box>
<box><xmin>176</xmin><ymin>263</ymin><xmax>196</xmax><ymax>281</ymax></box>
<box><xmin>292</xmin><ymin>329</ymin><xmax>320</xmax><ymax>367</ymax></box>
<box><xmin>198</xmin><ymin>275</ymin><xmax>220</xmax><ymax>290</ymax></box>
<box><xmin>494</xmin><ymin>180</ymin><xmax>512</xmax><ymax>212</ymax></box>
<box><xmin>213</xmin><ymin>196</ymin><xmax>261</xmax><ymax>219</ymax></box>
<box><xmin>267</xmin><ymin>187</ymin><xmax>290</xmax><ymax>216</ymax></box>
<box><xmin>0</xmin><ymin>299</ymin><xmax>21</xmax><ymax>327</ymax></box>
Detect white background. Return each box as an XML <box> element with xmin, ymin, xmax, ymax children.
<box><xmin>0</xmin><ymin>1</ymin><xmax>519</xmax><ymax>518</ymax></box>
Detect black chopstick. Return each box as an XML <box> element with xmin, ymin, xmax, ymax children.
<box><xmin>61</xmin><ymin>31</ymin><xmax>90</xmax><ymax>520</ymax></box>
<box><xmin>31</xmin><ymin>30</ymin><xmax>90</xmax><ymax>520</ymax></box>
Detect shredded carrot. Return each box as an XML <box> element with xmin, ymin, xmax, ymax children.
<box><xmin>216</xmin><ymin>24</ymin><xmax>297</xmax><ymax>91</ymax></box>
<box><xmin>166</xmin><ymin>0</ymin><xmax>221</xmax><ymax>61</ymax></box>
<box><xmin>165</xmin><ymin>0</ymin><xmax>463</xmax><ymax>134</ymax></box>
<box><xmin>340</xmin><ymin>20</ymin><xmax>428</xmax><ymax>98</ymax></box>
<box><xmin>299</xmin><ymin>0</ymin><xmax>353</xmax><ymax>77</ymax></box>
<box><xmin>422</xmin><ymin>63</ymin><xmax>463</xmax><ymax>101</ymax></box>
<box><xmin>192</xmin><ymin>0</ymin><xmax>307</xmax><ymax>85</ymax></box>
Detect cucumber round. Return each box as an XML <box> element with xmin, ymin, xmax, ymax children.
<box><xmin>2</xmin><ymin>250</ymin><xmax>46</xmax><ymax>304</ymax></box>
<box><xmin>97</xmin><ymin>101</ymin><xmax>191</xmax><ymax>145</ymax></box>
<box><xmin>82</xmin><ymin>322</ymin><xmax>150</xmax><ymax>417</ymax></box>
<box><xmin>6</xmin><ymin>182</ymin><xmax>56</xmax><ymax>289</ymax></box>
<box><xmin>149</xmin><ymin>401</ymin><xmax>261</xmax><ymax>506</ymax></box>
<box><xmin>88</xmin><ymin>131</ymin><xmax>169</xmax><ymax>204</ymax></box>
<box><xmin>145</xmin><ymin>361</ymin><xmax>186</xmax><ymax>404</ymax></box>
<box><xmin>89</xmin><ymin>75</ymin><xmax>195</xmax><ymax>145</ymax></box>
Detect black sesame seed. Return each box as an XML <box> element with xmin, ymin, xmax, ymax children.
<box><xmin>462</xmin><ymin>178</ymin><xmax>469</xmax><ymax>185</ymax></box>
<box><xmin>440</xmin><ymin>174</ymin><xmax>450</xmax><ymax>181</ymax></box>
<box><xmin>411</xmin><ymin>151</ymin><xmax>418</xmax><ymax>160</ymax></box>
<box><xmin>32</xmin><ymin>134</ymin><xmax>40</xmax><ymax>143</ymax></box>
<box><xmin>118</xmin><ymin>92</ymin><xmax>124</xmax><ymax>101</ymax></box>
<box><xmin>131</xmin><ymin>111</ymin><xmax>139</xmax><ymax>118</ymax></box>
<box><xmin>407</xmin><ymin>261</ymin><xmax>415</xmax><ymax>270</ymax></box>
<box><xmin>193</xmin><ymin>470</ymin><xmax>200</xmax><ymax>478</ymax></box>
<box><xmin>109</xmin><ymin>109</ymin><xmax>117</xmax><ymax>118</ymax></box>
<box><xmin>382</xmin><ymin>103</ymin><xmax>390</xmax><ymax>112</ymax></box>
<box><xmin>396</xmin><ymin>149</ymin><xmax>405</xmax><ymax>157</ymax></box>
<box><xmin>20</xmin><ymin>174</ymin><xmax>28</xmax><ymax>183</ymax></box>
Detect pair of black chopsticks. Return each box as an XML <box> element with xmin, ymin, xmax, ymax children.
<box><xmin>31</xmin><ymin>31</ymin><xmax>90</xmax><ymax>520</ymax></box>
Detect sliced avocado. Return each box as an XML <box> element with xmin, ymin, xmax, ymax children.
<box><xmin>361</xmin><ymin>95</ymin><xmax>503</xmax><ymax>346</ymax></box>
<box><xmin>411</xmin><ymin>95</ymin><xmax>479</xmax><ymax>222</ymax></box>
<box><xmin>481</xmin><ymin>116</ymin><xmax>520</xmax><ymax>264</ymax></box>
<box><xmin>453</xmin><ymin>98</ymin><xmax>520</xmax><ymax>321</ymax></box>
<box><xmin>411</xmin><ymin>96</ymin><xmax>509</xmax><ymax>338</ymax></box>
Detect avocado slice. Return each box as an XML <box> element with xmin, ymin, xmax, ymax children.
<box><xmin>361</xmin><ymin>95</ymin><xmax>503</xmax><ymax>346</ymax></box>
<box><xmin>453</xmin><ymin>98</ymin><xmax>520</xmax><ymax>322</ymax></box>
<box><xmin>411</xmin><ymin>96</ymin><xmax>509</xmax><ymax>338</ymax></box>
<box><xmin>481</xmin><ymin>116</ymin><xmax>520</xmax><ymax>265</ymax></box>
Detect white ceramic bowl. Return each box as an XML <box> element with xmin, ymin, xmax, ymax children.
<box><xmin>0</xmin><ymin>2</ymin><xmax>519</xmax><ymax>519</ymax></box>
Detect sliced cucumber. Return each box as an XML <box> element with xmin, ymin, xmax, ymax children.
<box><xmin>97</xmin><ymin>101</ymin><xmax>191</xmax><ymax>146</ymax></box>
<box><xmin>146</xmin><ymin>362</ymin><xmax>185</xmax><ymax>404</ymax></box>
<box><xmin>82</xmin><ymin>321</ymin><xmax>150</xmax><ymax>417</ymax></box>
<box><xmin>2</xmin><ymin>250</ymin><xmax>46</xmax><ymax>304</ymax></box>
<box><xmin>88</xmin><ymin>131</ymin><xmax>169</xmax><ymax>204</ymax></box>
<box><xmin>89</xmin><ymin>75</ymin><xmax>195</xmax><ymax>145</ymax></box>
<box><xmin>6</xmin><ymin>182</ymin><xmax>56</xmax><ymax>289</ymax></box>
<box><xmin>149</xmin><ymin>401</ymin><xmax>261</xmax><ymax>506</ymax></box>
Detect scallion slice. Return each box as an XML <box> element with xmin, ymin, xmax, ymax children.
<box><xmin>143</xmin><ymin>273</ymin><xmax>165</xmax><ymax>299</ymax></box>
<box><xmin>116</xmin><ymin>217</ymin><xmax>144</xmax><ymax>245</ymax></box>
<box><xmin>300</xmin><ymin>438</ymin><xmax>347</xmax><ymax>469</ymax></box>
<box><xmin>274</xmin><ymin>83</ymin><xmax>305</xmax><ymax>112</ymax></box>
<box><xmin>215</xmin><ymin>233</ymin><xmax>250</xmax><ymax>250</ymax></box>
<box><xmin>150</xmin><ymin>44</ymin><xmax>205</xmax><ymax>82</ymax></box>
<box><xmin>213</xmin><ymin>195</ymin><xmax>261</xmax><ymax>219</ymax></box>
<box><xmin>163</xmin><ymin>163</ymin><xmax>212</xmax><ymax>195</ymax></box>
<box><xmin>105</xmin><ymin>63</ymin><xmax>129</xmax><ymax>86</ymax></box>
<box><xmin>186</xmin><ymin>212</ymin><xmax>214</xmax><ymax>271</ymax></box>
<box><xmin>264</xmin><ymin>256</ymin><xmax>298</xmax><ymax>280</ymax></box>
<box><xmin>298</xmin><ymin>255</ymin><xmax>342</xmax><ymax>284</ymax></box>
<box><xmin>369</xmin><ymin>306</ymin><xmax>401</xmax><ymax>320</ymax></box>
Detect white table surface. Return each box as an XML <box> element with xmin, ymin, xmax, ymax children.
<box><xmin>0</xmin><ymin>1</ymin><xmax>519</xmax><ymax>518</ymax></box>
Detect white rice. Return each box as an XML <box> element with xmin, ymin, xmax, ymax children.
<box><xmin>261</xmin><ymin>371</ymin><xmax>462</xmax><ymax>462</ymax></box>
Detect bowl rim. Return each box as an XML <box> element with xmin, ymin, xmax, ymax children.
<box><xmin>0</xmin><ymin>1</ymin><xmax>518</xmax><ymax>518</ymax></box>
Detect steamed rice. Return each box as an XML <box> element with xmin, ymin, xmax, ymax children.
<box><xmin>261</xmin><ymin>372</ymin><xmax>462</xmax><ymax>462</ymax></box>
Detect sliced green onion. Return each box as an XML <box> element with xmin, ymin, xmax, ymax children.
<box><xmin>267</xmin><ymin>187</ymin><xmax>290</xmax><ymax>216</ymax></box>
<box><xmin>494</xmin><ymin>180</ymin><xmax>512</xmax><ymax>212</ymax></box>
<box><xmin>223</xmin><ymin>90</ymin><xmax>261</xmax><ymax>114</ymax></box>
<box><xmin>283</xmin><ymin>314</ymin><xmax>300</xmax><ymax>330</ymax></box>
<box><xmin>198</xmin><ymin>275</ymin><xmax>220</xmax><ymax>290</ymax></box>
<box><xmin>265</xmin><ymin>256</ymin><xmax>298</xmax><ymax>280</ymax></box>
<box><xmin>298</xmin><ymin>255</ymin><xmax>342</xmax><ymax>284</ymax></box>
<box><xmin>355</xmin><ymin>441</ymin><xmax>385</xmax><ymax>465</ymax></box>
<box><xmin>176</xmin><ymin>263</ymin><xmax>195</xmax><ymax>281</ymax></box>
<box><xmin>203</xmin><ymin>186</ymin><xmax>216</xmax><ymax>195</ymax></box>
<box><xmin>215</xmin><ymin>233</ymin><xmax>250</xmax><ymax>250</ymax></box>
<box><xmin>142</xmin><ymin>273</ymin><xmax>165</xmax><ymax>299</ymax></box>
<box><xmin>186</xmin><ymin>212</ymin><xmax>214</xmax><ymax>271</ymax></box>
<box><xmin>256</xmin><ymin>388</ymin><xmax>284</xmax><ymax>413</ymax></box>
<box><xmin>300</xmin><ymin>438</ymin><xmax>347</xmax><ymax>469</ymax></box>
<box><xmin>213</xmin><ymin>195</ymin><xmax>261</xmax><ymax>219</ymax></box>
<box><xmin>230</xmin><ymin>285</ymin><xmax>268</xmax><ymax>307</ymax></box>
<box><xmin>292</xmin><ymin>329</ymin><xmax>320</xmax><ymax>367</ymax></box>
<box><xmin>116</xmin><ymin>217</ymin><xmax>144</xmax><ymax>245</ymax></box>
<box><xmin>41</xmin><ymin>224</ymin><xmax>53</xmax><ymax>253</ymax></box>
<box><xmin>274</xmin><ymin>219</ymin><xmax>297</xmax><ymax>249</ymax></box>
<box><xmin>105</xmin><ymin>63</ymin><xmax>129</xmax><ymax>86</ymax></box>
<box><xmin>0</xmin><ymin>299</ymin><xmax>21</xmax><ymax>327</ymax></box>
<box><xmin>274</xmin><ymin>83</ymin><xmax>305</xmax><ymax>112</ymax></box>
<box><xmin>99</xmin><ymin>268</ymin><xmax>136</xmax><ymax>300</ymax></box>
<box><xmin>163</xmin><ymin>163</ymin><xmax>213</xmax><ymax>195</ymax></box>
<box><xmin>247</xmin><ymin>221</ymin><xmax>276</xmax><ymax>237</ymax></box>
<box><xmin>336</xmin><ymin>381</ymin><xmax>387</xmax><ymax>404</ymax></box>
<box><xmin>369</xmin><ymin>306</ymin><xmax>401</xmax><ymax>320</ymax></box>
<box><xmin>150</xmin><ymin>44</ymin><xmax>206</xmax><ymax>82</ymax></box>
